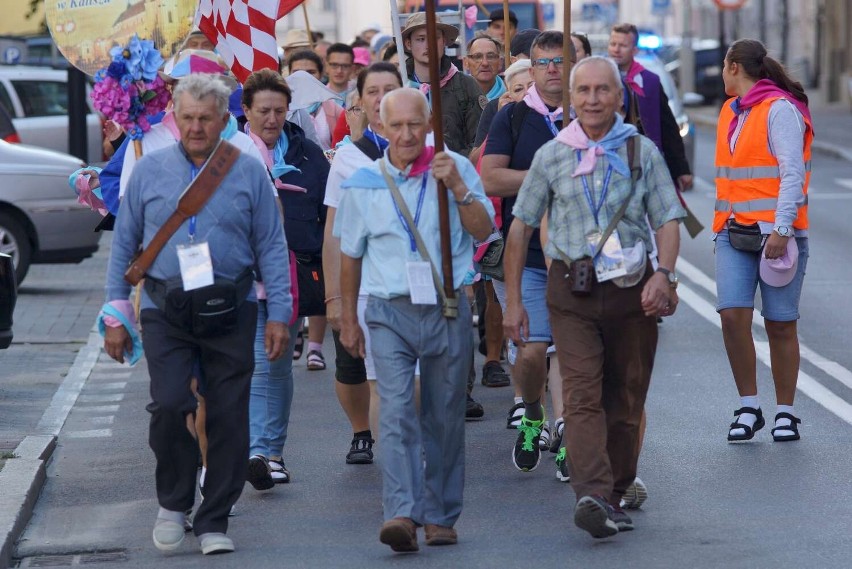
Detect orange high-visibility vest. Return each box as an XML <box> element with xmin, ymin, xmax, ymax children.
<box><xmin>714</xmin><ymin>95</ymin><xmax>812</xmax><ymax>233</ymax></box>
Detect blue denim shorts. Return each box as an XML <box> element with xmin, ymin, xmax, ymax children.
<box><xmin>715</xmin><ymin>229</ymin><xmax>809</xmax><ymax>322</ymax></box>
<box><xmin>520</xmin><ymin>267</ymin><xmax>552</xmax><ymax>343</ymax></box>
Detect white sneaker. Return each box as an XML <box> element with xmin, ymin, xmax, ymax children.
<box><xmin>538</xmin><ymin>421</ymin><xmax>551</xmax><ymax>451</ymax></box>
<box><xmin>199</xmin><ymin>532</ymin><xmax>235</xmax><ymax>555</ymax></box>
<box><xmin>153</xmin><ymin>519</ymin><xmax>185</xmax><ymax>552</ymax></box>
<box><xmin>621</xmin><ymin>476</ymin><xmax>648</xmax><ymax>510</ymax></box>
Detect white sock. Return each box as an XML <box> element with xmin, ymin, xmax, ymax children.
<box><xmin>775</xmin><ymin>404</ymin><xmax>796</xmax><ymax>435</ymax></box>
<box><xmin>730</xmin><ymin>396</ymin><xmax>760</xmax><ymax>437</ymax></box>
<box><xmin>514</xmin><ymin>396</ymin><xmax>523</xmax><ymax>405</ymax></box>
<box><xmin>199</xmin><ymin>466</ymin><xmax>207</xmax><ymax>488</ymax></box>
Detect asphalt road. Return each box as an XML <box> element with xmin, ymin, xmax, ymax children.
<box><xmin>10</xmin><ymin>124</ymin><xmax>852</xmax><ymax>569</ymax></box>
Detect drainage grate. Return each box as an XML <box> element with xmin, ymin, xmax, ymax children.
<box><xmin>16</xmin><ymin>551</ymin><xmax>127</xmax><ymax>567</ymax></box>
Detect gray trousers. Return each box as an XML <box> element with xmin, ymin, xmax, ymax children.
<box><xmin>365</xmin><ymin>295</ymin><xmax>471</xmax><ymax>528</ymax></box>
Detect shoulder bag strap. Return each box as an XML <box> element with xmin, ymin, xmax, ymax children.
<box><xmin>353</xmin><ymin>136</ymin><xmax>384</xmax><ymax>161</ymax></box>
<box><xmin>591</xmin><ymin>136</ymin><xmax>642</xmax><ymax>258</ymax></box>
<box><xmin>124</xmin><ymin>139</ymin><xmax>240</xmax><ymax>285</ymax></box>
<box><xmin>378</xmin><ymin>160</ymin><xmax>451</xmax><ymax>312</ymax></box>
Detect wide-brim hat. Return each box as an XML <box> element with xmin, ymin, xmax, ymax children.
<box><xmin>401</xmin><ymin>12</ymin><xmax>459</xmax><ymax>45</ymax></box>
<box><xmin>159</xmin><ymin>49</ymin><xmax>239</xmax><ymax>92</ymax></box>
<box><xmin>282</xmin><ymin>28</ymin><xmax>312</xmax><ymax>49</ymax></box>
<box><xmin>759</xmin><ymin>237</ymin><xmax>799</xmax><ymax>287</ymax></box>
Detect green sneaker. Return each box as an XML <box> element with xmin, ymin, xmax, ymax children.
<box><xmin>555</xmin><ymin>447</ymin><xmax>570</xmax><ymax>482</ymax></box>
<box><xmin>512</xmin><ymin>412</ymin><xmax>544</xmax><ymax>472</ymax></box>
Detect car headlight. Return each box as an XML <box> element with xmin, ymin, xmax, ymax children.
<box><xmin>679</xmin><ymin>121</ymin><xmax>690</xmax><ymax>138</ymax></box>
<box><xmin>704</xmin><ymin>65</ymin><xmax>721</xmax><ymax>76</ymax></box>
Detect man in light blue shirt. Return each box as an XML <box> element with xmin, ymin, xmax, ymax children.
<box><xmin>335</xmin><ymin>88</ymin><xmax>493</xmax><ymax>553</ymax></box>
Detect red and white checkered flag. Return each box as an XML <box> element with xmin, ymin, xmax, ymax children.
<box><xmin>195</xmin><ymin>0</ymin><xmax>303</xmax><ymax>84</ymax></box>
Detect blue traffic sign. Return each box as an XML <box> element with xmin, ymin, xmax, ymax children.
<box><xmin>3</xmin><ymin>47</ymin><xmax>21</xmax><ymax>64</ymax></box>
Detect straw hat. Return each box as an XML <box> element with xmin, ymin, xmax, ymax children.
<box><xmin>159</xmin><ymin>49</ymin><xmax>239</xmax><ymax>92</ymax></box>
<box><xmin>282</xmin><ymin>28</ymin><xmax>312</xmax><ymax>50</ymax></box>
<box><xmin>401</xmin><ymin>12</ymin><xmax>459</xmax><ymax>45</ymax></box>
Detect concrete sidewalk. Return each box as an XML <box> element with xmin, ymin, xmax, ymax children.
<box><xmin>688</xmin><ymin>103</ymin><xmax>852</xmax><ymax>162</ymax></box>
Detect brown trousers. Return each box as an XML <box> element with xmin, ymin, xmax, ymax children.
<box><xmin>547</xmin><ymin>260</ymin><xmax>658</xmax><ymax>505</ymax></box>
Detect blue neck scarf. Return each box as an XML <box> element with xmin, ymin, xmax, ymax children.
<box><xmin>221</xmin><ymin>115</ymin><xmax>238</xmax><ymax>140</ymax></box>
<box><xmin>362</xmin><ymin>126</ymin><xmax>388</xmax><ymax>153</ymax></box>
<box><xmin>485</xmin><ymin>76</ymin><xmax>507</xmax><ymax>101</ymax></box>
<box><xmin>270</xmin><ymin>130</ymin><xmax>301</xmax><ymax>179</ymax></box>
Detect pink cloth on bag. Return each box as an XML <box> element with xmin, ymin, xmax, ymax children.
<box><xmin>75</xmin><ymin>174</ymin><xmax>108</xmax><ymax>216</ymax></box>
<box><xmin>246</xmin><ymin>128</ymin><xmax>307</xmax><ymax>192</ymax></box>
<box><xmin>555</xmin><ymin>120</ymin><xmax>605</xmax><ymax>177</ymax></box>
<box><xmin>419</xmin><ymin>64</ymin><xmax>458</xmax><ymax>96</ymax></box>
<box><xmin>102</xmin><ymin>300</ymin><xmax>136</xmax><ymax>329</ymax></box>
<box><xmin>624</xmin><ymin>60</ymin><xmax>646</xmax><ymax>97</ymax></box>
<box><xmin>727</xmin><ymin>78</ymin><xmax>813</xmax><ymax>146</ymax></box>
<box><xmin>522</xmin><ymin>84</ymin><xmax>563</xmax><ymax>123</ymax></box>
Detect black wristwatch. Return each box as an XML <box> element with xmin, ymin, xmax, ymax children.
<box><xmin>655</xmin><ymin>266</ymin><xmax>679</xmax><ymax>289</ymax></box>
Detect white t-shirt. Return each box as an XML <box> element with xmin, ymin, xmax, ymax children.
<box><xmin>119</xmin><ymin>123</ymin><xmax>265</xmax><ymax>198</ymax></box>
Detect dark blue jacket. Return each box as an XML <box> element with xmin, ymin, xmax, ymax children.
<box><xmin>276</xmin><ymin>121</ymin><xmax>328</xmax><ymax>256</ymax></box>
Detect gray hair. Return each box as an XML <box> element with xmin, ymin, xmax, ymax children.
<box><xmin>504</xmin><ymin>58</ymin><xmax>532</xmax><ymax>85</ymax></box>
<box><xmin>172</xmin><ymin>74</ymin><xmax>231</xmax><ymax>116</ymax></box>
<box><xmin>569</xmin><ymin>55</ymin><xmax>622</xmax><ymax>93</ymax></box>
<box><xmin>379</xmin><ymin>87</ymin><xmax>429</xmax><ymax>124</ymax></box>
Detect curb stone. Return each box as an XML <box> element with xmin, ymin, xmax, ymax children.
<box><xmin>0</xmin><ymin>436</ymin><xmax>56</xmax><ymax>569</ymax></box>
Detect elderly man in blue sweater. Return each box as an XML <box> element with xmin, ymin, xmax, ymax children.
<box><xmin>102</xmin><ymin>74</ymin><xmax>292</xmax><ymax>556</ymax></box>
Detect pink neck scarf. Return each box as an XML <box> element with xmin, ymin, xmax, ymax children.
<box><xmin>245</xmin><ymin>127</ymin><xmax>306</xmax><ymax>193</ymax></box>
<box><xmin>522</xmin><ymin>84</ymin><xmax>563</xmax><ymax>124</ymax></box>
<box><xmin>727</xmin><ymin>78</ymin><xmax>813</xmax><ymax>145</ymax></box>
<box><xmin>624</xmin><ymin>60</ymin><xmax>646</xmax><ymax>97</ymax></box>
<box><xmin>419</xmin><ymin>63</ymin><xmax>458</xmax><ymax>96</ymax></box>
<box><xmin>407</xmin><ymin>146</ymin><xmax>436</xmax><ymax>178</ymax></box>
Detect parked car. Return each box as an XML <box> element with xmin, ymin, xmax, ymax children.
<box><xmin>0</xmin><ymin>252</ymin><xmax>15</xmax><ymax>349</ymax></box>
<box><xmin>0</xmin><ymin>139</ymin><xmax>102</xmax><ymax>284</ymax></box>
<box><xmin>0</xmin><ymin>65</ymin><xmax>103</xmax><ymax>164</ymax></box>
<box><xmin>660</xmin><ymin>39</ymin><xmax>724</xmax><ymax>104</ymax></box>
<box><xmin>0</xmin><ymin>102</ymin><xmax>19</xmax><ymax>143</ymax></box>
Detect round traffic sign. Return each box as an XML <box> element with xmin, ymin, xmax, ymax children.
<box><xmin>713</xmin><ymin>0</ymin><xmax>749</xmax><ymax>9</ymax></box>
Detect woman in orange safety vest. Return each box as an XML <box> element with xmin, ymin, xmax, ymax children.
<box><xmin>714</xmin><ymin>39</ymin><xmax>812</xmax><ymax>444</ymax></box>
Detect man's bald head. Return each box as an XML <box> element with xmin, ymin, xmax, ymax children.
<box><xmin>379</xmin><ymin>87</ymin><xmax>429</xmax><ymax>125</ymax></box>
<box><xmin>380</xmin><ymin>88</ymin><xmax>432</xmax><ymax>169</ymax></box>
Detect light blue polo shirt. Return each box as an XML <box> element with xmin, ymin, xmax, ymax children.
<box><xmin>334</xmin><ymin>149</ymin><xmax>494</xmax><ymax>300</ymax></box>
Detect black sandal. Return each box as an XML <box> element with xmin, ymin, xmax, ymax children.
<box><xmin>727</xmin><ymin>406</ymin><xmax>765</xmax><ymax>442</ymax></box>
<box><xmin>771</xmin><ymin>412</ymin><xmax>801</xmax><ymax>442</ymax></box>
<box><xmin>292</xmin><ymin>329</ymin><xmax>304</xmax><ymax>360</ymax></box>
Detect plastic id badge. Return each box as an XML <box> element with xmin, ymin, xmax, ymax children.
<box><xmin>407</xmin><ymin>261</ymin><xmax>437</xmax><ymax>305</ymax></box>
<box><xmin>586</xmin><ymin>230</ymin><xmax>627</xmax><ymax>283</ymax></box>
<box><xmin>177</xmin><ymin>242</ymin><xmax>214</xmax><ymax>291</ymax></box>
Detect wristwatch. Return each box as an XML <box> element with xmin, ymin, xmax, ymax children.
<box><xmin>655</xmin><ymin>267</ymin><xmax>679</xmax><ymax>289</ymax></box>
<box><xmin>455</xmin><ymin>190</ymin><xmax>475</xmax><ymax>206</ymax></box>
<box><xmin>774</xmin><ymin>225</ymin><xmax>792</xmax><ymax>237</ymax></box>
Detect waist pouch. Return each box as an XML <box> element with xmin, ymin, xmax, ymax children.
<box><xmin>727</xmin><ymin>221</ymin><xmax>766</xmax><ymax>252</ymax></box>
<box><xmin>145</xmin><ymin>269</ymin><xmax>254</xmax><ymax>338</ymax></box>
<box><xmin>568</xmin><ymin>257</ymin><xmax>594</xmax><ymax>296</ymax></box>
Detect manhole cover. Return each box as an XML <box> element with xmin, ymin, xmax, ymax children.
<box><xmin>16</xmin><ymin>551</ymin><xmax>126</xmax><ymax>567</ymax></box>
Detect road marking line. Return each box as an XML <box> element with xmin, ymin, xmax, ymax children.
<box><xmin>677</xmin><ymin>274</ymin><xmax>852</xmax><ymax>425</ymax></box>
<box><xmin>85</xmin><ymin>416</ymin><xmax>115</xmax><ymax>426</ymax></box>
<box><xmin>64</xmin><ymin>429</ymin><xmax>112</xmax><ymax>439</ymax></box>
<box><xmin>77</xmin><ymin>393</ymin><xmax>124</xmax><ymax>403</ymax></box>
<box><xmin>76</xmin><ymin>405</ymin><xmax>120</xmax><ymax>413</ymax></box>
<box><xmin>86</xmin><ymin>382</ymin><xmax>127</xmax><ymax>391</ymax></box>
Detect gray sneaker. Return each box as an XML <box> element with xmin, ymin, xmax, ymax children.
<box><xmin>621</xmin><ymin>476</ymin><xmax>648</xmax><ymax>510</ymax></box>
<box><xmin>610</xmin><ymin>506</ymin><xmax>634</xmax><ymax>531</ymax></box>
<box><xmin>574</xmin><ymin>495</ymin><xmax>618</xmax><ymax>539</ymax></box>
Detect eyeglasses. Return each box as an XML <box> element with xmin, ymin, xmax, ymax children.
<box><xmin>532</xmin><ymin>57</ymin><xmax>565</xmax><ymax>69</ymax></box>
<box><xmin>328</xmin><ymin>63</ymin><xmax>353</xmax><ymax>71</ymax></box>
<box><xmin>468</xmin><ymin>53</ymin><xmax>501</xmax><ymax>63</ymax></box>
<box><xmin>347</xmin><ymin>106</ymin><xmax>363</xmax><ymax>114</ymax></box>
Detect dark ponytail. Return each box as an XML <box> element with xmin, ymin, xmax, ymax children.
<box><xmin>727</xmin><ymin>39</ymin><xmax>808</xmax><ymax>105</ymax></box>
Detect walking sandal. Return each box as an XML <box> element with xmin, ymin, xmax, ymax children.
<box><xmin>771</xmin><ymin>412</ymin><xmax>801</xmax><ymax>442</ymax></box>
<box><xmin>727</xmin><ymin>406</ymin><xmax>765</xmax><ymax>442</ymax></box>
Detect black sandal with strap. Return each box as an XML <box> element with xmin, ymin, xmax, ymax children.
<box><xmin>771</xmin><ymin>412</ymin><xmax>802</xmax><ymax>442</ymax></box>
<box><xmin>727</xmin><ymin>406</ymin><xmax>765</xmax><ymax>442</ymax></box>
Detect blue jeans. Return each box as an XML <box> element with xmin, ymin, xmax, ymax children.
<box><xmin>715</xmin><ymin>230</ymin><xmax>809</xmax><ymax>322</ymax></box>
<box><xmin>249</xmin><ymin>301</ymin><xmax>299</xmax><ymax>458</ymax></box>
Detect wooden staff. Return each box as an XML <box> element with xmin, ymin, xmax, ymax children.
<box><xmin>132</xmin><ymin>138</ymin><xmax>143</xmax><ymax>319</ymax></box>
<box><xmin>503</xmin><ymin>0</ymin><xmax>511</xmax><ymax>64</ymax></box>
<box><xmin>562</xmin><ymin>0</ymin><xmax>572</xmax><ymax>114</ymax></box>
<box><xmin>424</xmin><ymin>0</ymin><xmax>456</xmax><ymax>318</ymax></box>
<box><xmin>302</xmin><ymin>1</ymin><xmax>315</xmax><ymax>51</ymax></box>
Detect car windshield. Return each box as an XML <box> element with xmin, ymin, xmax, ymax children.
<box><xmin>11</xmin><ymin>80</ymin><xmax>68</xmax><ymax>117</ymax></box>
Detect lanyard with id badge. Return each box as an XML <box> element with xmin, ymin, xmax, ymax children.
<box><xmin>578</xmin><ymin>150</ymin><xmax>627</xmax><ymax>283</ymax></box>
<box><xmin>391</xmin><ymin>173</ymin><xmax>437</xmax><ymax>305</ymax></box>
<box><xmin>176</xmin><ymin>163</ymin><xmax>215</xmax><ymax>291</ymax></box>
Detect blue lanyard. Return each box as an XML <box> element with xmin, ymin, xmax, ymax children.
<box><xmin>544</xmin><ymin>115</ymin><xmax>561</xmax><ymax>137</ymax></box>
<box><xmin>188</xmin><ymin>162</ymin><xmax>201</xmax><ymax>241</ymax></box>
<box><xmin>390</xmin><ymin>174</ymin><xmax>428</xmax><ymax>253</ymax></box>
<box><xmin>576</xmin><ymin>150</ymin><xmax>613</xmax><ymax>227</ymax></box>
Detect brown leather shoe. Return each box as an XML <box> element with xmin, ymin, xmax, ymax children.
<box><xmin>379</xmin><ymin>517</ymin><xmax>419</xmax><ymax>552</ymax></box>
<box><xmin>424</xmin><ymin>524</ymin><xmax>457</xmax><ymax>546</ymax></box>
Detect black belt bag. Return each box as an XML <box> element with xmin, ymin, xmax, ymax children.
<box><xmin>145</xmin><ymin>269</ymin><xmax>254</xmax><ymax>338</ymax></box>
<box><xmin>727</xmin><ymin>221</ymin><xmax>766</xmax><ymax>252</ymax></box>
